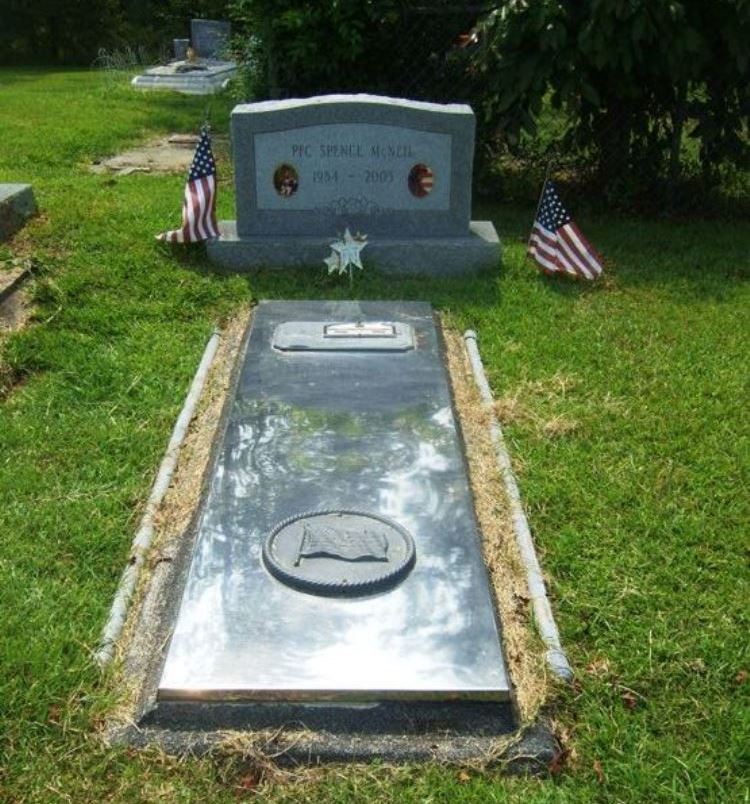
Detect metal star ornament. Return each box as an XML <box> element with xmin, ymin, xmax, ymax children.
<box><xmin>323</xmin><ymin>252</ymin><xmax>341</xmax><ymax>275</ymax></box>
<box><xmin>325</xmin><ymin>228</ymin><xmax>367</xmax><ymax>281</ymax></box>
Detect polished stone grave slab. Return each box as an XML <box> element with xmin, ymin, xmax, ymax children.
<box><xmin>156</xmin><ymin>301</ymin><xmax>510</xmax><ymax>710</ymax></box>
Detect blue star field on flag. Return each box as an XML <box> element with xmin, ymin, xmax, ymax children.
<box><xmin>188</xmin><ymin>130</ymin><xmax>216</xmax><ymax>182</ymax></box>
<box><xmin>537</xmin><ymin>182</ymin><xmax>572</xmax><ymax>231</ymax></box>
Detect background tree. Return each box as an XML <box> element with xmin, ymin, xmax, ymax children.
<box><xmin>468</xmin><ymin>0</ymin><xmax>750</xmax><ymax>202</ymax></box>
<box><xmin>228</xmin><ymin>0</ymin><xmax>479</xmax><ymax>101</ymax></box>
<box><xmin>0</xmin><ymin>0</ymin><xmax>228</xmax><ymax>65</ymax></box>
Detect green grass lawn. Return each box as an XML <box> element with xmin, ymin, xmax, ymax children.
<box><xmin>0</xmin><ymin>68</ymin><xmax>748</xmax><ymax>802</ymax></box>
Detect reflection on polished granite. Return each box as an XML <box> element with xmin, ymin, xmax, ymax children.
<box><xmin>158</xmin><ymin>301</ymin><xmax>510</xmax><ymax>703</ymax></box>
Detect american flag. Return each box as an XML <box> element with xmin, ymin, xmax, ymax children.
<box><xmin>157</xmin><ymin>128</ymin><xmax>219</xmax><ymax>243</ymax></box>
<box><xmin>528</xmin><ymin>180</ymin><xmax>603</xmax><ymax>279</ymax></box>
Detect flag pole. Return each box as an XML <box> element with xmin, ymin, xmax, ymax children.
<box><xmin>202</xmin><ymin>102</ymin><xmax>212</xmax><ymax>134</ymax></box>
<box><xmin>527</xmin><ymin>160</ymin><xmax>554</xmax><ymax>254</ymax></box>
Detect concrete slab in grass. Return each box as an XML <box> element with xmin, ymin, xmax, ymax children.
<box><xmin>0</xmin><ymin>184</ymin><xmax>37</xmax><ymax>240</ymax></box>
<box><xmin>0</xmin><ymin>262</ymin><xmax>33</xmax><ymax>331</ymax></box>
<box><xmin>131</xmin><ymin>61</ymin><xmax>237</xmax><ymax>95</ymax></box>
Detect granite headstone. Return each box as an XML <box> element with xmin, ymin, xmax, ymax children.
<box><xmin>207</xmin><ymin>95</ymin><xmax>501</xmax><ymax>275</ymax></box>
<box><xmin>190</xmin><ymin>18</ymin><xmax>231</xmax><ymax>60</ymax></box>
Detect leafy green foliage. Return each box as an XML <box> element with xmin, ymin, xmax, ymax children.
<box><xmin>0</xmin><ymin>0</ymin><xmax>229</xmax><ymax>65</ymax></box>
<box><xmin>469</xmin><ymin>0</ymin><xmax>750</xmax><ymax>203</ymax></box>
<box><xmin>228</xmin><ymin>0</ymin><xmax>477</xmax><ymax>100</ymax></box>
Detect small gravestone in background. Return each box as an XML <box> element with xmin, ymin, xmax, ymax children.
<box><xmin>190</xmin><ymin>19</ymin><xmax>231</xmax><ymax>60</ymax></box>
<box><xmin>131</xmin><ymin>19</ymin><xmax>236</xmax><ymax>95</ymax></box>
<box><xmin>172</xmin><ymin>38</ymin><xmax>190</xmax><ymax>61</ymax></box>
<box><xmin>207</xmin><ymin>95</ymin><xmax>501</xmax><ymax>275</ymax></box>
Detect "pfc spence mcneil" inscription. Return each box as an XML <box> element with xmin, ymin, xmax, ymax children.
<box><xmin>253</xmin><ymin>123</ymin><xmax>452</xmax><ymax>212</ymax></box>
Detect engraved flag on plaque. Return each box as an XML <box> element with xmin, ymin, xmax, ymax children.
<box><xmin>295</xmin><ymin>522</ymin><xmax>390</xmax><ymax>565</ymax></box>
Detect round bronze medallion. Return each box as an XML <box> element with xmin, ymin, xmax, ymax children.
<box><xmin>263</xmin><ymin>510</ymin><xmax>416</xmax><ymax>597</ymax></box>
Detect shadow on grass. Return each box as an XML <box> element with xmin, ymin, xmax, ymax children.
<box><xmin>0</xmin><ymin>68</ymin><xmax>61</xmax><ymax>87</ymax></box>
<box><xmin>134</xmin><ymin>97</ymin><xmax>234</xmax><ymax>136</ymax></box>
<box><xmin>163</xmin><ymin>241</ymin><xmax>505</xmax><ymax>311</ymax></box>
<box><xmin>532</xmin><ymin>270</ymin><xmax>602</xmax><ymax>299</ymax></box>
<box><xmin>91</xmin><ymin>76</ymin><xmax>235</xmax><ymax>136</ymax></box>
<box><xmin>488</xmin><ymin>201</ymin><xmax>750</xmax><ymax>302</ymax></box>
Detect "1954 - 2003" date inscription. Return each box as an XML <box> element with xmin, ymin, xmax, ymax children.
<box><xmin>313</xmin><ymin>169</ymin><xmax>394</xmax><ymax>184</ymax></box>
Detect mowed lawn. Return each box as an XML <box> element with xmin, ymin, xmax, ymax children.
<box><xmin>0</xmin><ymin>69</ymin><xmax>748</xmax><ymax>802</ymax></box>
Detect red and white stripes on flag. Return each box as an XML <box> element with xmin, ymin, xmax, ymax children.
<box><xmin>528</xmin><ymin>180</ymin><xmax>603</xmax><ymax>279</ymax></box>
<box><xmin>157</xmin><ymin>129</ymin><xmax>220</xmax><ymax>243</ymax></box>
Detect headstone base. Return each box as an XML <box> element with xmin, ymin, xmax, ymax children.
<box><xmin>206</xmin><ymin>220</ymin><xmax>500</xmax><ymax>276</ymax></box>
<box><xmin>131</xmin><ymin>61</ymin><xmax>237</xmax><ymax>95</ymax></box>
<box><xmin>0</xmin><ymin>184</ymin><xmax>37</xmax><ymax>240</ymax></box>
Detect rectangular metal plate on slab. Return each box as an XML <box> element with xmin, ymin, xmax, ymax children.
<box><xmin>157</xmin><ymin>301</ymin><xmax>510</xmax><ymax>704</ymax></box>
<box><xmin>272</xmin><ymin>320</ymin><xmax>415</xmax><ymax>352</ymax></box>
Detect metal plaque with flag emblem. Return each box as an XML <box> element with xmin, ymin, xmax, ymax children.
<box><xmin>263</xmin><ymin>510</ymin><xmax>416</xmax><ymax>597</ymax></box>
<box><xmin>157</xmin><ymin>127</ymin><xmax>220</xmax><ymax>243</ymax></box>
<box><xmin>528</xmin><ymin>180</ymin><xmax>604</xmax><ymax>279</ymax></box>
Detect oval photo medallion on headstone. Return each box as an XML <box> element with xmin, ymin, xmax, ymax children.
<box><xmin>263</xmin><ymin>510</ymin><xmax>416</xmax><ymax>597</ymax></box>
<box><xmin>408</xmin><ymin>163</ymin><xmax>434</xmax><ymax>197</ymax></box>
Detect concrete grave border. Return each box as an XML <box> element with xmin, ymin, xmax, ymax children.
<box><xmin>97</xmin><ymin>309</ymin><xmax>569</xmax><ymax>773</ymax></box>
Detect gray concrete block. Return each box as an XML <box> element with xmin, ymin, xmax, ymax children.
<box><xmin>206</xmin><ymin>219</ymin><xmax>500</xmax><ymax>276</ymax></box>
<box><xmin>0</xmin><ymin>184</ymin><xmax>37</xmax><ymax>240</ymax></box>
